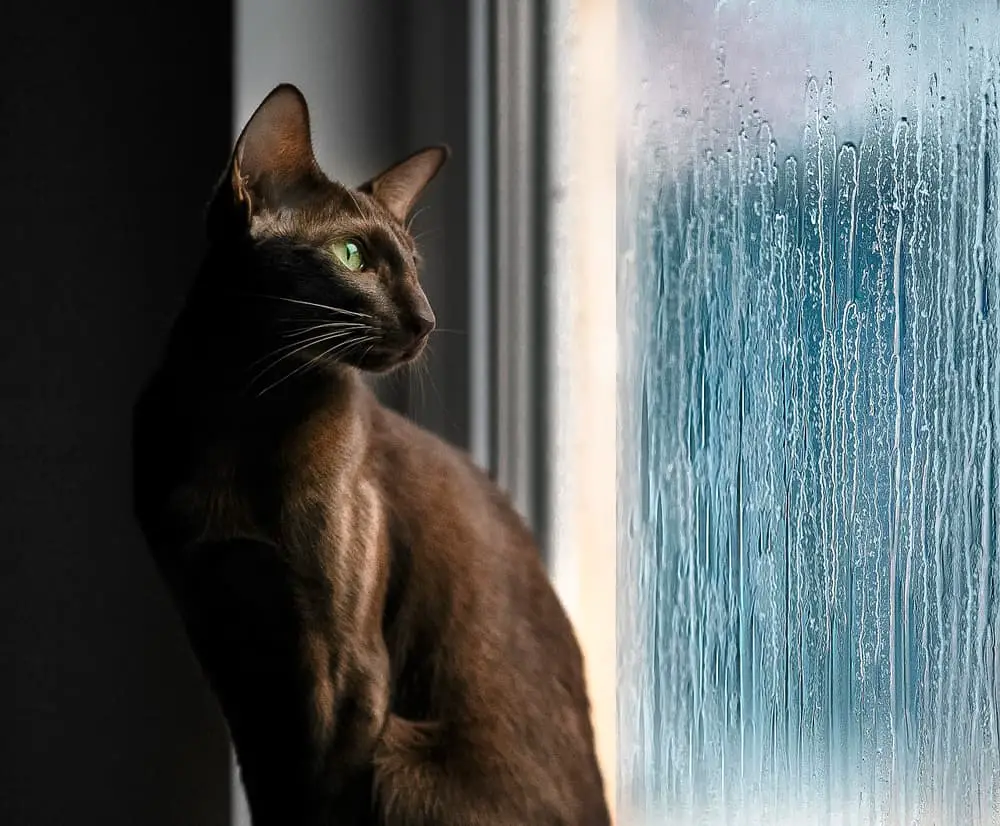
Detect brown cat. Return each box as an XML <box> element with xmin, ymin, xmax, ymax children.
<box><xmin>132</xmin><ymin>84</ymin><xmax>611</xmax><ymax>826</ymax></box>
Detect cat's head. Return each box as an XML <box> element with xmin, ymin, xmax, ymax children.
<box><xmin>206</xmin><ymin>84</ymin><xmax>447</xmax><ymax>376</ymax></box>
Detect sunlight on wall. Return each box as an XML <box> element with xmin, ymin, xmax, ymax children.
<box><xmin>619</xmin><ymin>2</ymin><xmax>1000</xmax><ymax>824</ymax></box>
<box><xmin>549</xmin><ymin>0</ymin><xmax>618</xmax><ymax>817</ymax></box>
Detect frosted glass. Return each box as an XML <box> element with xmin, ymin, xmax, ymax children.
<box><xmin>618</xmin><ymin>2</ymin><xmax>1000</xmax><ymax>824</ymax></box>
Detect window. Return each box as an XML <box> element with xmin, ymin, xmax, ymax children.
<box><xmin>619</xmin><ymin>1</ymin><xmax>1000</xmax><ymax>823</ymax></box>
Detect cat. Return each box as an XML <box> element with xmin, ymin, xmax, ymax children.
<box><xmin>133</xmin><ymin>83</ymin><xmax>611</xmax><ymax>826</ymax></box>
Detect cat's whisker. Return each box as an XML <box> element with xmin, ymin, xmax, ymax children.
<box><xmin>406</xmin><ymin>205</ymin><xmax>429</xmax><ymax>232</ymax></box>
<box><xmin>415</xmin><ymin>343</ymin><xmax>448</xmax><ymax>417</ymax></box>
<box><xmin>249</xmin><ymin>329</ymin><xmax>360</xmax><ymax>382</ymax></box>
<box><xmin>279</xmin><ymin>320</ymin><xmax>372</xmax><ymax>339</ymax></box>
<box><xmin>344</xmin><ymin>187</ymin><xmax>364</xmax><ymax>217</ymax></box>
<box><xmin>415</xmin><ymin>354</ymin><xmax>430</xmax><ymax>409</ymax></box>
<box><xmin>248</xmin><ymin>328</ymin><xmax>357</xmax><ymax>371</ymax></box>
<box><xmin>257</xmin><ymin>344</ymin><xmax>340</xmax><ymax>397</ymax></box>
<box><xmin>257</xmin><ymin>334</ymin><xmax>380</xmax><ymax>397</ymax></box>
<box><xmin>275</xmin><ymin>317</ymin><xmax>370</xmax><ymax>326</ymax></box>
<box><xmin>411</xmin><ymin>228</ymin><xmax>441</xmax><ymax>244</ymax></box>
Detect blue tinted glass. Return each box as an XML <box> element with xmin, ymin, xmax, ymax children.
<box><xmin>619</xmin><ymin>2</ymin><xmax>1000</xmax><ymax>823</ymax></box>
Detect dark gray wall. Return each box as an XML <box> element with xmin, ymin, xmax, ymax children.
<box><xmin>0</xmin><ymin>4</ymin><xmax>234</xmax><ymax>825</ymax></box>
<box><xmin>392</xmin><ymin>0</ymin><xmax>473</xmax><ymax>448</ymax></box>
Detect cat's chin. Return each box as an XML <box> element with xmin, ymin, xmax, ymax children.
<box><xmin>349</xmin><ymin>340</ymin><xmax>428</xmax><ymax>374</ymax></box>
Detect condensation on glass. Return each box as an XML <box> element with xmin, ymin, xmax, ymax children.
<box><xmin>618</xmin><ymin>2</ymin><xmax>1000</xmax><ymax>824</ymax></box>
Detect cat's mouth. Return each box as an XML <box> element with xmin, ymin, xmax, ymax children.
<box><xmin>401</xmin><ymin>335</ymin><xmax>429</xmax><ymax>360</ymax></box>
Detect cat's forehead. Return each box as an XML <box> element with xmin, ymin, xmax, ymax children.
<box><xmin>250</xmin><ymin>181</ymin><xmax>416</xmax><ymax>252</ymax></box>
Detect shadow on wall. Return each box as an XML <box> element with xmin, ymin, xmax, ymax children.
<box><xmin>0</xmin><ymin>3</ymin><xmax>234</xmax><ymax>825</ymax></box>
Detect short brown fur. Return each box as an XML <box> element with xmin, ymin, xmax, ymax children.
<box><xmin>133</xmin><ymin>84</ymin><xmax>611</xmax><ymax>826</ymax></box>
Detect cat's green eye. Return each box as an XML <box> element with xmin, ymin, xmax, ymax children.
<box><xmin>331</xmin><ymin>240</ymin><xmax>365</xmax><ymax>272</ymax></box>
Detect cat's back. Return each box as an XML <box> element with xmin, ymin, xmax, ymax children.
<box><xmin>367</xmin><ymin>400</ymin><xmax>585</xmax><ymax>678</ymax></box>
<box><xmin>368</xmin><ymin>403</ymin><xmax>543</xmax><ymax>584</ymax></box>
<box><xmin>367</xmin><ymin>405</ymin><xmax>610</xmax><ymax>824</ymax></box>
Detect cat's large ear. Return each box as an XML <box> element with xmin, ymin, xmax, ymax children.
<box><xmin>359</xmin><ymin>145</ymin><xmax>450</xmax><ymax>223</ymax></box>
<box><xmin>210</xmin><ymin>84</ymin><xmax>325</xmax><ymax>233</ymax></box>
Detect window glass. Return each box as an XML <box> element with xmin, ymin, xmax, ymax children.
<box><xmin>619</xmin><ymin>2</ymin><xmax>1000</xmax><ymax>823</ymax></box>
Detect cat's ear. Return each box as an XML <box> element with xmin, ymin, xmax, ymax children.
<box><xmin>359</xmin><ymin>146</ymin><xmax>450</xmax><ymax>223</ymax></box>
<box><xmin>212</xmin><ymin>84</ymin><xmax>325</xmax><ymax>230</ymax></box>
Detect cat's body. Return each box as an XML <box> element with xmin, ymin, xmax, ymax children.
<box><xmin>133</xmin><ymin>85</ymin><xmax>610</xmax><ymax>826</ymax></box>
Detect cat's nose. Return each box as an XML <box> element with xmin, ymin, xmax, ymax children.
<box><xmin>411</xmin><ymin>311</ymin><xmax>436</xmax><ymax>340</ymax></box>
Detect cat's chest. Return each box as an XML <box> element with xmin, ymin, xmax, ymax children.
<box><xmin>278</xmin><ymin>399</ymin><xmax>388</xmax><ymax>558</ymax></box>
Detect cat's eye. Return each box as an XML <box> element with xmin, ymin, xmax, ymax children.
<box><xmin>331</xmin><ymin>240</ymin><xmax>365</xmax><ymax>272</ymax></box>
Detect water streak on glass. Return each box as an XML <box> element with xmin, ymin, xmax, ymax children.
<box><xmin>618</xmin><ymin>2</ymin><xmax>1000</xmax><ymax>823</ymax></box>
